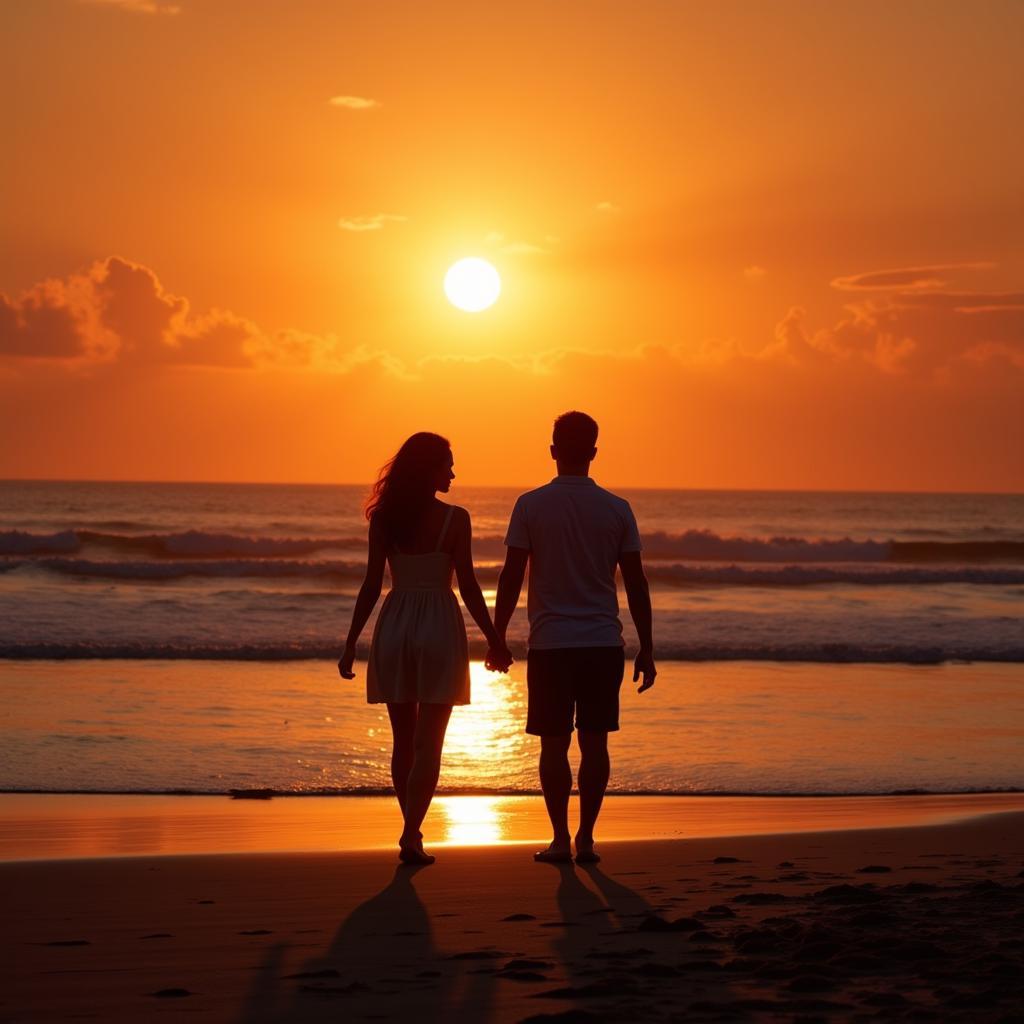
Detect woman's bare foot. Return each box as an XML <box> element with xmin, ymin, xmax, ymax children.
<box><xmin>574</xmin><ymin>835</ymin><xmax>600</xmax><ymax>864</ymax></box>
<box><xmin>533</xmin><ymin>841</ymin><xmax>573</xmax><ymax>864</ymax></box>
<box><xmin>399</xmin><ymin>845</ymin><xmax>436</xmax><ymax>865</ymax></box>
<box><xmin>399</xmin><ymin>832</ymin><xmax>435</xmax><ymax>866</ymax></box>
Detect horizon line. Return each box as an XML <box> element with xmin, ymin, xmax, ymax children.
<box><xmin>0</xmin><ymin>476</ymin><xmax>1021</xmax><ymax>498</ymax></box>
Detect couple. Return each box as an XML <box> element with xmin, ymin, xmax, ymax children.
<box><xmin>337</xmin><ymin>411</ymin><xmax>656</xmax><ymax>866</ymax></box>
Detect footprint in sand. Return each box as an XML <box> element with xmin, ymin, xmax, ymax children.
<box><xmin>40</xmin><ymin>939</ymin><xmax>90</xmax><ymax>946</ymax></box>
<box><xmin>732</xmin><ymin>892</ymin><xmax>791</xmax><ymax>905</ymax></box>
<box><xmin>638</xmin><ymin>914</ymin><xmax>704</xmax><ymax>933</ymax></box>
<box><xmin>696</xmin><ymin>905</ymin><xmax>736</xmax><ymax>920</ymax></box>
<box><xmin>299</xmin><ymin>981</ymin><xmax>368</xmax><ymax>995</ymax></box>
<box><xmin>238</xmin><ymin>929</ymin><xmax>273</xmax><ymax>935</ymax></box>
<box><xmin>149</xmin><ymin>988</ymin><xmax>193</xmax><ymax>998</ymax></box>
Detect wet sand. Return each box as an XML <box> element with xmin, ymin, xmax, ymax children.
<box><xmin>4</xmin><ymin>791</ymin><xmax>1024</xmax><ymax>860</ymax></box>
<box><xmin>4</xmin><ymin>809</ymin><xmax>1023</xmax><ymax>1022</ymax></box>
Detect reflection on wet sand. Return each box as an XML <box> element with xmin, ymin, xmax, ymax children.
<box><xmin>434</xmin><ymin>796</ymin><xmax>503</xmax><ymax>846</ymax></box>
<box><xmin>4</xmin><ymin>791</ymin><xmax>1024</xmax><ymax>861</ymax></box>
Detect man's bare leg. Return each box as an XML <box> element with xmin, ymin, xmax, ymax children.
<box><xmin>536</xmin><ymin>733</ymin><xmax>573</xmax><ymax>861</ymax></box>
<box><xmin>576</xmin><ymin>729</ymin><xmax>610</xmax><ymax>862</ymax></box>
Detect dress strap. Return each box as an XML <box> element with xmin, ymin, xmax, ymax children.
<box><xmin>434</xmin><ymin>505</ymin><xmax>455</xmax><ymax>552</ymax></box>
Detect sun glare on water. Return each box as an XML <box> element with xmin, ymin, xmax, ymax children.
<box><xmin>444</xmin><ymin>257</ymin><xmax>501</xmax><ymax>312</ymax></box>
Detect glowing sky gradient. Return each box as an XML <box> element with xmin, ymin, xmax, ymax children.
<box><xmin>3</xmin><ymin>0</ymin><xmax>1022</xmax><ymax>490</ymax></box>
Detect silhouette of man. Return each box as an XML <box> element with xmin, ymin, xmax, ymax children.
<box><xmin>488</xmin><ymin>411</ymin><xmax>656</xmax><ymax>863</ymax></box>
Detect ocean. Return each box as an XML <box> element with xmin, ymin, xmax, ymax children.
<box><xmin>1</xmin><ymin>480</ymin><xmax>1022</xmax><ymax>796</ymax></box>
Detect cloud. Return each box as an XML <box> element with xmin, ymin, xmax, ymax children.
<box><xmin>762</xmin><ymin>263</ymin><xmax>1022</xmax><ymax>374</ymax></box>
<box><xmin>0</xmin><ymin>273</ymin><xmax>112</xmax><ymax>359</ymax></box>
<box><xmin>5</xmin><ymin>256</ymin><xmax>1021</xmax><ymax>388</ymax></box>
<box><xmin>328</xmin><ymin>95</ymin><xmax>380</xmax><ymax>110</ymax></box>
<box><xmin>831</xmin><ymin>262</ymin><xmax>994</xmax><ymax>291</ymax></box>
<box><xmin>0</xmin><ymin>257</ymin><xmax>416</xmax><ymax>377</ymax></box>
<box><xmin>337</xmin><ymin>214</ymin><xmax>407</xmax><ymax>232</ymax></box>
<box><xmin>79</xmin><ymin>0</ymin><xmax>181</xmax><ymax>13</ymax></box>
<box><xmin>595</xmin><ymin>201</ymin><xmax>620</xmax><ymax>214</ymax></box>
<box><xmin>765</xmin><ymin>293</ymin><xmax>1024</xmax><ymax>375</ymax></box>
<box><xmin>0</xmin><ymin>258</ymin><xmax>262</xmax><ymax>368</ymax></box>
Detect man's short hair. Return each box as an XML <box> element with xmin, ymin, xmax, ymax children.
<box><xmin>552</xmin><ymin>410</ymin><xmax>599</xmax><ymax>461</ymax></box>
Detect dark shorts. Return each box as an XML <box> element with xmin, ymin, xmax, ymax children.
<box><xmin>526</xmin><ymin>646</ymin><xmax>626</xmax><ymax>736</ymax></box>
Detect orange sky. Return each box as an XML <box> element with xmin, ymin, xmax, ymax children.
<box><xmin>2</xmin><ymin>0</ymin><xmax>1022</xmax><ymax>490</ymax></box>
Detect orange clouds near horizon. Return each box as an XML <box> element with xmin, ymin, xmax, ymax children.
<box><xmin>3</xmin><ymin>1</ymin><xmax>1023</xmax><ymax>492</ymax></box>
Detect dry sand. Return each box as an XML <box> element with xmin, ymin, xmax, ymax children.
<box><xmin>4</xmin><ymin>810</ymin><xmax>1023</xmax><ymax>1022</ymax></box>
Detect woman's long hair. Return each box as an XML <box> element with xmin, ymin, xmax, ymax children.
<box><xmin>365</xmin><ymin>432</ymin><xmax>452</xmax><ymax>547</ymax></box>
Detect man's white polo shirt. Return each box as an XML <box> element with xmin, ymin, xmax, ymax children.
<box><xmin>504</xmin><ymin>475</ymin><xmax>642</xmax><ymax>650</ymax></box>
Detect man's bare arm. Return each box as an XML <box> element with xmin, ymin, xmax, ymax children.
<box><xmin>494</xmin><ymin>546</ymin><xmax>529</xmax><ymax>641</ymax></box>
<box><xmin>619</xmin><ymin>550</ymin><xmax>656</xmax><ymax>692</ymax></box>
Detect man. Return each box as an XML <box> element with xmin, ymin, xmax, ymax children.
<box><xmin>487</xmin><ymin>411</ymin><xmax>656</xmax><ymax>864</ymax></box>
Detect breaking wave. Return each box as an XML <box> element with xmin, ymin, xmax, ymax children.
<box><xmin>2</xmin><ymin>638</ymin><xmax>1022</xmax><ymax>663</ymax></box>
<box><xmin>2</xmin><ymin>527</ymin><xmax>1023</xmax><ymax>563</ymax></box>
<box><xmin>4</xmin><ymin>557</ymin><xmax>1024</xmax><ymax>587</ymax></box>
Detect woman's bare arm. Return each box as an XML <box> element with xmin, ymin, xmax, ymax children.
<box><xmin>338</xmin><ymin>518</ymin><xmax>387</xmax><ymax>678</ymax></box>
<box><xmin>452</xmin><ymin>507</ymin><xmax>503</xmax><ymax>650</ymax></box>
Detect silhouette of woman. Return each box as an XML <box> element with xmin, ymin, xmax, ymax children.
<box><xmin>338</xmin><ymin>433</ymin><xmax>512</xmax><ymax>864</ymax></box>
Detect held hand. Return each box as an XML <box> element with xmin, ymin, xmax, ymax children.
<box><xmin>633</xmin><ymin>650</ymin><xmax>656</xmax><ymax>693</ymax></box>
<box><xmin>337</xmin><ymin>644</ymin><xmax>356</xmax><ymax>680</ymax></box>
<box><xmin>484</xmin><ymin>642</ymin><xmax>514</xmax><ymax>674</ymax></box>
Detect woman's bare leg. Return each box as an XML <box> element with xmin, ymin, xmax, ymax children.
<box><xmin>386</xmin><ymin>703</ymin><xmax>418</xmax><ymax>813</ymax></box>
<box><xmin>399</xmin><ymin>702</ymin><xmax>453</xmax><ymax>854</ymax></box>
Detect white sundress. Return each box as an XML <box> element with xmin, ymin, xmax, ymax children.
<box><xmin>366</xmin><ymin>506</ymin><xmax>471</xmax><ymax>706</ymax></box>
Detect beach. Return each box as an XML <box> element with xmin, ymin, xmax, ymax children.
<box><xmin>3</xmin><ymin>485</ymin><xmax>1023</xmax><ymax>1019</ymax></box>
<box><xmin>5</xmin><ymin>807</ymin><xmax>1023</xmax><ymax>1022</ymax></box>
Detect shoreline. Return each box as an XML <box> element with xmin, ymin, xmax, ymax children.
<box><xmin>4</xmin><ymin>649</ymin><xmax>1024</xmax><ymax>663</ymax></box>
<box><xmin>5</xmin><ymin>791</ymin><xmax>1024</xmax><ymax>863</ymax></box>
<box><xmin>4</xmin><ymin>786</ymin><xmax>1023</xmax><ymax>796</ymax></box>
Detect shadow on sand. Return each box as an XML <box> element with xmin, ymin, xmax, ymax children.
<box><xmin>237</xmin><ymin>863</ymin><xmax>496</xmax><ymax>1023</ymax></box>
<box><xmin>527</xmin><ymin>859</ymin><xmax>736</xmax><ymax>1020</ymax></box>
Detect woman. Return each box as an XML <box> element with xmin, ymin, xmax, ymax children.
<box><xmin>338</xmin><ymin>433</ymin><xmax>512</xmax><ymax>865</ymax></box>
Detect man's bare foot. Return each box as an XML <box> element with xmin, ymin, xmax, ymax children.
<box><xmin>574</xmin><ymin>836</ymin><xmax>600</xmax><ymax>864</ymax></box>
<box><xmin>533</xmin><ymin>841</ymin><xmax>573</xmax><ymax>864</ymax></box>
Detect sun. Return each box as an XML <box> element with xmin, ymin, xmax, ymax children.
<box><xmin>444</xmin><ymin>257</ymin><xmax>501</xmax><ymax>312</ymax></box>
